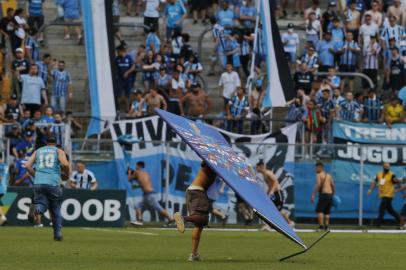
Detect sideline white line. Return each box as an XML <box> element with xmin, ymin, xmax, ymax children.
<box><xmin>81</xmin><ymin>227</ymin><xmax>158</xmax><ymax>236</ymax></box>
<box><xmin>150</xmin><ymin>228</ymin><xmax>406</xmax><ymax>234</ymax></box>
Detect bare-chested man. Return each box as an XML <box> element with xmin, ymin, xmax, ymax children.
<box><xmin>179</xmin><ymin>83</ymin><xmax>211</xmax><ymax>118</ymax></box>
<box><xmin>311</xmin><ymin>161</ymin><xmax>335</xmax><ymax>231</ymax></box>
<box><xmin>128</xmin><ymin>161</ymin><xmax>173</xmax><ymax>226</ymax></box>
<box><xmin>144</xmin><ymin>89</ymin><xmax>167</xmax><ymax>115</ymax></box>
<box><xmin>256</xmin><ymin>161</ymin><xmax>294</xmax><ymax>227</ymax></box>
<box><xmin>174</xmin><ymin>161</ymin><xmax>217</xmax><ymax>261</ymax></box>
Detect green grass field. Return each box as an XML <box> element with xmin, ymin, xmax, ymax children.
<box><xmin>0</xmin><ymin>227</ymin><xmax>405</xmax><ymax>270</ymax></box>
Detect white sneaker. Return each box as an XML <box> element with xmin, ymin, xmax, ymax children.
<box><xmin>188</xmin><ymin>253</ymin><xmax>201</xmax><ymax>262</ymax></box>
<box><xmin>130</xmin><ymin>220</ymin><xmax>143</xmax><ymax>226</ymax></box>
<box><xmin>0</xmin><ymin>215</ymin><xmax>7</xmax><ymax>226</ymax></box>
<box><xmin>34</xmin><ymin>224</ymin><xmax>44</xmax><ymax>228</ymax></box>
<box><xmin>174</xmin><ymin>212</ymin><xmax>185</xmax><ymax>233</ymax></box>
<box><xmin>260</xmin><ymin>224</ymin><xmax>272</xmax><ymax>231</ymax></box>
<box><xmin>289</xmin><ymin>221</ymin><xmax>295</xmax><ymax>228</ymax></box>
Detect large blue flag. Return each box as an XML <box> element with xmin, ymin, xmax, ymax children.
<box><xmin>155</xmin><ymin>109</ymin><xmax>306</xmax><ymax>249</ymax></box>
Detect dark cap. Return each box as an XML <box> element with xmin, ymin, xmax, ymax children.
<box><xmin>329</xmin><ymin>1</ymin><xmax>337</xmax><ymax>6</ymax></box>
<box><xmin>27</xmin><ymin>119</ymin><xmax>35</xmax><ymax>126</ymax></box>
<box><xmin>10</xmin><ymin>93</ymin><xmax>17</xmax><ymax>100</ymax></box>
<box><xmin>191</xmin><ymin>82</ymin><xmax>201</xmax><ymax>89</ymax></box>
<box><xmin>25</xmin><ymin>130</ymin><xmax>34</xmax><ymax>137</ymax></box>
<box><xmin>287</xmin><ymin>23</ymin><xmax>294</xmax><ymax>29</ymax></box>
<box><xmin>11</xmin><ymin>123</ymin><xmax>19</xmax><ymax>129</ymax></box>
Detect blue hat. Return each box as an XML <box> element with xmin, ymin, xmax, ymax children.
<box><xmin>25</xmin><ymin>130</ymin><xmax>34</xmax><ymax>137</ymax></box>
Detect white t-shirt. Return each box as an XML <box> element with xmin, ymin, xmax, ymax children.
<box><xmin>305</xmin><ymin>20</ymin><xmax>321</xmax><ymax>35</ymax></box>
<box><xmin>14</xmin><ymin>15</ymin><xmax>26</xmax><ymax>39</ymax></box>
<box><xmin>219</xmin><ymin>71</ymin><xmax>241</xmax><ymax>99</ymax></box>
<box><xmin>144</xmin><ymin>0</ymin><xmax>165</xmax><ymax>18</ymax></box>
<box><xmin>359</xmin><ymin>23</ymin><xmax>379</xmax><ymax>46</ymax></box>
<box><xmin>172</xmin><ymin>78</ymin><xmax>185</xmax><ymax>92</ymax></box>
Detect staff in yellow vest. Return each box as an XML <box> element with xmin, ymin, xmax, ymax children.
<box><xmin>368</xmin><ymin>163</ymin><xmax>401</xmax><ymax>228</ymax></box>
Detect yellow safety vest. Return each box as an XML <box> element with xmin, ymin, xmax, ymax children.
<box><xmin>376</xmin><ymin>171</ymin><xmax>395</xmax><ymax>198</ymax></box>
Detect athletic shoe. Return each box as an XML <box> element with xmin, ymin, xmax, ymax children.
<box><xmin>54</xmin><ymin>236</ymin><xmax>63</xmax><ymax>241</ymax></box>
<box><xmin>316</xmin><ymin>226</ymin><xmax>324</xmax><ymax>232</ymax></box>
<box><xmin>174</xmin><ymin>212</ymin><xmax>185</xmax><ymax>233</ymax></box>
<box><xmin>164</xmin><ymin>220</ymin><xmax>176</xmax><ymax>228</ymax></box>
<box><xmin>130</xmin><ymin>220</ymin><xmax>143</xmax><ymax>226</ymax></box>
<box><xmin>188</xmin><ymin>253</ymin><xmax>201</xmax><ymax>262</ymax></box>
<box><xmin>324</xmin><ymin>226</ymin><xmax>330</xmax><ymax>231</ymax></box>
<box><xmin>34</xmin><ymin>224</ymin><xmax>44</xmax><ymax>228</ymax></box>
<box><xmin>260</xmin><ymin>224</ymin><xmax>272</xmax><ymax>231</ymax></box>
<box><xmin>0</xmin><ymin>215</ymin><xmax>7</xmax><ymax>226</ymax></box>
<box><xmin>288</xmin><ymin>221</ymin><xmax>295</xmax><ymax>228</ymax></box>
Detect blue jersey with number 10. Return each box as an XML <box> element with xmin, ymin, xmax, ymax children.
<box><xmin>34</xmin><ymin>146</ymin><xmax>61</xmax><ymax>186</ymax></box>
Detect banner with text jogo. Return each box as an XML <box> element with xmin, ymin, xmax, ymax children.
<box><xmin>110</xmin><ymin>116</ymin><xmax>297</xmax><ymax>224</ymax></box>
<box><xmin>4</xmin><ymin>187</ymin><xmax>126</xmax><ymax>227</ymax></box>
<box><xmin>332</xmin><ymin>120</ymin><xmax>405</xmax><ymax>218</ymax></box>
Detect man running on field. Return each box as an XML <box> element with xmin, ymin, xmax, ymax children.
<box><xmin>128</xmin><ymin>161</ymin><xmax>174</xmax><ymax>226</ymax></box>
<box><xmin>25</xmin><ymin>137</ymin><xmax>70</xmax><ymax>241</ymax></box>
<box><xmin>174</xmin><ymin>161</ymin><xmax>217</xmax><ymax>261</ymax></box>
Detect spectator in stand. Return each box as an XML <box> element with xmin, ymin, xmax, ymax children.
<box><xmin>305</xmin><ymin>11</ymin><xmax>322</xmax><ymax>47</ymax></box>
<box><xmin>5</xmin><ymin>124</ymin><xmax>21</xmax><ymax>155</ymax></box>
<box><xmin>2</xmin><ymin>94</ymin><xmax>22</xmax><ymax>123</ymax></box>
<box><xmin>338</xmin><ymin>31</ymin><xmax>361</xmax><ymax>92</ymax></box>
<box><xmin>364</xmin><ymin>0</ymin><xmax>383</xmax><ymax>27</ymax></box>
<box><xmin>141</xmin><ymin>50</ymin><xmax>159</xmax><ymax>92</ymax></box>
<box><xmin>112</xmin><ymin>0</ymin><xmax>125</xmax><ymax>46</ymax></box>
<box><xmin>115</xmin><ymin>45</ymin><xmax>136</xmax><ymax>107</ymax></box>
<box><xmin>163</xmin><ymin>0</ymin><xmax>187</xmax><ymax>41</ymax></box>
<box><xmin>321</xmin><ymin>2</ymin><xmax>338</xmax><ymax>34</ymax></box>
<box><xmin>208</xmin><ymin>16</ymin><xmax>226</xmax><ymax>75</ymax></box>
<box><xmin>12</xmin><ymin>48</ymin><xmax>30</xmax><ymax>97</ymax></box>
<box><xmin>327</xmin><ymin>67</ymin><xmax>341</xmax><ymax>89</ymax></box>
<box><xmin>17</xmin><ymin>64</ymin><xmax>47</xmax><ymax>116</ymax></box>
<box><xmin>0</xmin><ymin>8</ymin><xmax>15</xmax><ymax>49</ymax></box>
<box><xmin>285</xmin><ymin>97</ymin><xmax>306</xmax><ymax>127</ymax></box>
<box><xmin>180</xmin><ymin>83</ymin><xmax>211</xmax><ymax>118</ymax></box>
<box><xmin>168</xmin><ymin>69</ymin><xmax>185</xmax><ymax>115</ymax></box>
<box><xmin>239</xmin><ymin>31</ymin><xmax>251</xmax><ymax>77</ymax></box>
<box><xmin>226</xmin><ymin>87</ymin><xmax>249</xmax><ymax>133</ymax></box>
<box><xmin>155</xmin><ymin>66</ymin><xmax>172</xmax><ymax>92</ymax></box>
<box><xmin>293</xmin><ymin>62</ymin><xmax>314</xmax><ymax>95</ymax></box>
<box><xmin>143</xmin><ymin>0</ymin><xmax>162</xmax><ymax>34</ymax></box>
<box><xmin>12</xmin><ymin>8</ymin><xmax>28</xmax><ymax>54</ymax></box>
<box><xmin>144</xmin><ymin>88</ymin><xmax>167</xmax><ymax>115</ymax></box>
<box><xmin>362</xmin><ymin>89</ymin><xmax>384</xmax><ymax>122</ymax></box>
<box><xmin>123</xmin><ymin>0</ymin><xmax>142</xmax><ymax>16</ymax></box>
<box><xmin>317</xmin><ymin>32</ymin><xmax>336</xmax><ymax>73</ymax></box>
<box><xmin>282</xmin><ymin>23</ymin><xmax>300</xmax><ymax>70</ymax></box>
<box><xmin>179</xmin><ymin>33</ymin><xmax>194</xmax><ymax>64</ymax></box>
<box><xmin>39</xmin><ymin>106</ymin><xmax>55</xmax><ymax>124</ymax></box>
<box><xmin>12</xmin><ymin>129</ymin><xmax>35</xmax><ymax>157</ymax></box>
<box><xmin>359</xmin><ymin>14</ymin><xmax>379</xmax><ymax>48</ymax></box>
<box><xmin>25</xmin><ymin>28</ymin><xmax>40</xmax><ymax>64</ymax></box>
<box><xmin>298</xmin><ymin>44</ymin><xmax>319</xmax><ymax>72</ymax></box>
<box><xmin>304</xmin><ymin>0</ymin><xmax>322</xmax><ymax>20</ymax></box>
<box><xmin>36</xmin><ymin>53</ymin><xmax>52</xmax><ymax>87</ymax></box>
<box><xmin>250</xmin><ymin>80</ymin><xmax>265</xmax><ymax>134</ymax></box>
<box><xmin>219</xmin><ymin>63</ymin><xmax>241</xmax><ymax>111</ymax></box>
<box><xmin>61</xmin><ymin>0</ymin><xmax>82</xmax><ymax>44</ymax></box>
<box><xmin>51</xmin><ymin>60</ymin><xmax>72</xmax><ymax>112</ymax></box>
<box><xmin>145</xmin><ymin>26</ymin><xmax>161</xmax><ymax>54</ymax></box>
<box><xmin>217</xmin><ymin>1</ymin><xmax>237</xmax><ymax>34</ymax></box>
<box><xmin>350</xmin><ymin>0</ymin><xmax>367</xmax><ymax>12</ymax></box>
<box><xmin>337</xmin><ymin>92</ymin><xmax>362</xmax><ymax>121</ymax></box>
<box><xmin>128</xmin><ymin>90</ymin><xmax>146</xmax><ymax>118</ymax></box>
<box><xmin>380</xmin><ymin>15</ymin><xmax>404</xmax><ymax>51</ymax></box>
<box><xmin>345</xmin><ymin>0</ymin><xmax>362</xmax><ymax>42</ymax></box>
<box><xmin>70</xmin><ymin>161</ymin><xmax>98</xmax><ymax>190</ymax></box>
<box><xmin>239</xmin><ymin>0</ymin><xmax>256</xmax><ymax>31</ymax></box>
<box><xmin>303</xmin><ymin>99</ymin><xmax>325</xmax><ymax>146</ymax></box>
<box><xmin>387</xmin><ymin>0</ymin><xmax>406</xmax><ymax>26</ymax></box>
<box><xmin>27</xmin><ymin>0</ymin><xmax>45</xmax><ymax>43</ymax></box>
<box><xmin>317</xmin><ymin>89</ymin><xmax>335</xmax><ymax>148</ymax></box>
<box><xmin>332</xmin><ymin>88</ymin><xmax>345</xmax><ymax>107</ymax></box>
<box><xmin>362</xmin><ymin>35</ymin><xmax>381</xmax><ymax>90</ymax></box>
<box><xmin>11</xmin><ymin>150</ymin><xmax>32</xmax><ymax>186</ymax></box>
<box><xmin>384</xmin><ymin>97</ymin><xmax>405</xmax><ymax>127</ymax></box>
<box><xmin>387</xmin><ymin>47</ymin><xmax>405</xmax><ymax>92</ymax></box>
<box><xmin>184</xmin><ymin>53</ymin><xmax>203</xmax><ymax>85</ymax></box>
<box><xmin>330</xmin><ymin>17</ymin><xmax>345</xmax><ymax>64</ymax></box>
<box><xmin>190</xmin><ymin>0</ymin><xmax>209</xmax><ymax>25</ymax></box>
<box><xmin>224</xmin><ymin>31</ymin><xmax>241</xmax><ymax>71</ymax></box>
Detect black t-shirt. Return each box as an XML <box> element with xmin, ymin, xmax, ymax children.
<box><xmin>0</xmin><ymin>17</ymin><xmax>14</xmax><ymax>34</ymax></box>
<box><xmin>294</xmin><ymin>71</ymin><xmax>314</xmax><ymax>94</ymax></box>
<box><xmin>12</xmin><ymin>59</ymin><xmax>30</xmax><ymax>74</ymax></box>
